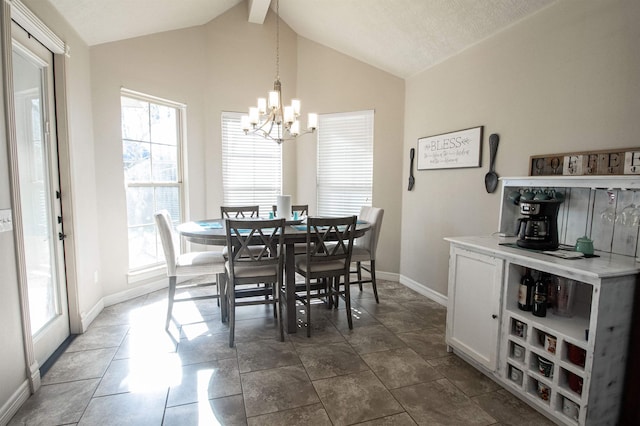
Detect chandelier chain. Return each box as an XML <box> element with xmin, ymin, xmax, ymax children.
<box><xmin>275</xmin><ymin>0</ymin><xmax>280</xmax><ymax>80</ymax></box>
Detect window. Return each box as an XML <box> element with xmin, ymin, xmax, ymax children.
<box><xmin>221</xmin><ymin>111</ymin><xmax>282</xmax><ymax>215</ymax></box>
<box><xmin>317</xmin><ymin>110</ymin><xmax>373</xmax><ymax>216</ymax></box>
<box><xmin>121</xmin><ymin>90</ymin><xmax>184</xmax><ymax>270</ymax></box>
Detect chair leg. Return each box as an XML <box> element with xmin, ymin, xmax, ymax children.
<box><xmin>272</xmin><ymin>283</ymin><xmax>278</xmax><ymax>318</ymax></box>
<box><xmin>306</xmin><ymin>278</ymin><xmax>312</xmax><ymax>338</ymax></box>
<box><xmin>370</xmin><ymin>260</ymin><xmax>379</xmax><ymax>304</ymax></box>
<box><xmin>356</xmin><ymin>261</ymin><xmax>363</xmax><ymax>291</ymax></box>
<box><xmin>166</xmin><ymin>276</ymin><xmax>177</xmax><ymax>330</ymax></box>
<box><xmin>344</xmin><ymin>276</ymin><xmax>353</xmax><ymax>329</ymax></box>
<box><xmin>218</xmin><ymin>273</ymin><xmax>228</xmax><ymax>323</ymax></box>
<box><xmin>228</xmin><ymin>283</ymin><xmax>236</xmax><ymax>348</ymax></box>
<box><xmin>277</xmin><ymin>284</ymin><xmax>284</xmax><ymax>342</ymax></box>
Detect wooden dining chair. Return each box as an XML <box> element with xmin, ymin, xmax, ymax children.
<box><xmin>295</xmin><ymin>216</ymin><xmax>357</xmax><ymax>337</ymax></box>
<box><xmin>154</xmin><ymin>210</ymin><xmax>227</xmax><ymax>329</ymax></box>
<box><xmin>220</xmin><ymin>205</ymin><xmax>260</xmax><ymax>218</ymax></box>
<box><xmin>350</xmin><ymin>206</ymin><xmax>384</xmax><ymax>303</ymax></box>
<box><xmin>225</xmin><ymin>218</ymin><xmax>285</xmax><ymax>347</ymax></box>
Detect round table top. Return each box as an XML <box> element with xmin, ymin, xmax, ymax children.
<box><xmin>177</xmin><ymin>218</ymin><xmax>370</xmax><ymax>245</ymax></box>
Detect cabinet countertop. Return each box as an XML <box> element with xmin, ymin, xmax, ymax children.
<box><xmin>445</xmin><ymin>235</ymin><xmax>640</xmax><ymax>283</ymax></box>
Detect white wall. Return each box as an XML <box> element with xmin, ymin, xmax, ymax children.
<box><xmin>401</xmin><ymin>0</ymin><xmax>640</xmax><ymax>297</ymax></box>
<box><xmin>296</xmin><ymin>36</ymin><xmax>405</xmax><ymax>274</ymax></box>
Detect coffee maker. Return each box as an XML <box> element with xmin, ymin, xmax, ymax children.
<box><xmin>516</xmin><ymin>199</ymin><xmax>563</xmax><ymax>250</ymax></box>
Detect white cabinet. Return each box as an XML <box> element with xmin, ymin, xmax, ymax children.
<box><xmin>445</xmin><ymin>236</ymin><xmax>637</xmax><ymax>426</ymax></box>
<box><xmin>446</xmin><ymin>246</ymin><xmax>504</xmax><ymax>371</ymax></box>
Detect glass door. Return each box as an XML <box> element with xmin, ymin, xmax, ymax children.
<box><xmin>12</xmin><ymin>22</ymin><xmax>69</xmax><ymax>366</ymax></box>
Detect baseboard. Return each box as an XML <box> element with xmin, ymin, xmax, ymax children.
<box><xmin>80</xmin><ymin>298</ymin><xmax>104</xmax><ymax>333</ymax></box>
<box><xmin>0</xmin><ymin>380</ymin><xmax>30</xmax><ymax>426</ymax></box>
<box><xmin>399</xmin><ymin>274</ymin><xmax>448</xmax><ymax>307</ymax></box>
<box><xmin>376</xmin><ymin>270</ymin><xmax>400</xmax><ymax>282</ymax></box>
<box><xmin>102</xmin><ymin>278</ymin><xmax>167</xmax><ymax>307</ymax></box>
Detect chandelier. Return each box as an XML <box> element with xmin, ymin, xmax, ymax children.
<box><xmin>241</xmin><ymin>0</ymin><xmax>317</xmax><ymax>144</ymax></box>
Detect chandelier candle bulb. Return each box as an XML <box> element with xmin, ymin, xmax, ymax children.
<box><xmin>268</xmin><ymin>90</ymin><xmax>279</xmax><ymax>109</ymax></box>
<box><xmin>257</xmin><ymin>98</ymin><xmax>267</xmax><ymax>115</ymax></box>
<box><xmin>284</xmin><ymin>106</ymin><xmax>294</xmax><ymax>124</ymax></box>
<box><xmin>308</xmin><ymin>113</ymin><xmax>318</xmax><ymax>130</ymax></box>
<box><xmin>292</xmin><ymin>99</ymin><xmax>301</xmax><ymax>116</ymax></box>
<box><xmin>249</xmin><ymin>107</ymin><xmax>259</xmax><ymax>125</ymax></box>
<box><xmin>290</xmin><ymin>120</ymin><xmax>300</xmax><ymax>136</ymax></box>
<box><xmin>240</xmin><ymin>115</ymin><xmax>250</xmax><ymax>131</ymax></box>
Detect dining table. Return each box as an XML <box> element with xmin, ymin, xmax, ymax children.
<box><xmin>177</xmin><ymin>217</ymin><xmax>371</xmax><ymax>333</ymax></box>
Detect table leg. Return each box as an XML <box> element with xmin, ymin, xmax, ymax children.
<box><xmin>285</xmin><ymin>242</ymin><xmax>297</xmax><ymax>333</ymax></box>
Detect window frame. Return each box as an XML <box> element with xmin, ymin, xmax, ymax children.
<box><xmin>121</xmin><ymin>88</ymin><xmax>186</xmax><ymax>273</ymax></box>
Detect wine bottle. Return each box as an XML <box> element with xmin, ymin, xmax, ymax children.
<box><xmin>518</xmin><ymin>268</ymin><xmax>535</xmax><ymax>311</ymax></box>
<box><xmin>533</xmin><ymin>273</ymin><xmax>547</xmax><ymax>317</ymax></box>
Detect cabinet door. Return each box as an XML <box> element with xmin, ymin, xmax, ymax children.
<box><xmin>446</xmin><ymin>247</ymin><xmax>504</xmax><ymax>371</ymax></box>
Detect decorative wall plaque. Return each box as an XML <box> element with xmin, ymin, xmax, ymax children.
<box><xmin>529</xmin><ymin>148</ymin><xmax>640</xmax><ymax>176</ymax></box>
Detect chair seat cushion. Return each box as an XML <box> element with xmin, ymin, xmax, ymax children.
<box><xmin>295</xmin><ymin>255</ymin><xmax>346</xmax><ymax>273</ymax></box>
<box><xmin>226</xmin><ymin>262</ymin><xmax>279</xmax><ymax>279</ymax></box>
<box><xmin>350</xmin><ymin>246</ymin><xmax>372</xmax><ymax>262</ymax></box>
<box><xmin>175</xmin><ymin>251</ymin><xmax>226</xmax><ymax>276</ymax></box>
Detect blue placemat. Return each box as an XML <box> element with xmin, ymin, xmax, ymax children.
<box><xmin>200</xmin><ymin>221</ymin><xmax>223</xmax><ymax>229</ymax></box>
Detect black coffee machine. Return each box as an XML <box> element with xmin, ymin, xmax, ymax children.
<box><xmin>516</xmin><ymin>199</ymin><xmax>563</xmax><ymax>250</ymax></box>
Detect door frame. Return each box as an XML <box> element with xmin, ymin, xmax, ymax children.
<box><xmin>1</xmin><ymin>0</ymin><xmax>80</xmax><ymax>393</ymax></box>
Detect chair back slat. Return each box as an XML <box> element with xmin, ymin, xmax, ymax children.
<box><xmin>221</xmin><ymin>205</ymin><xmax>260</xmax><ymax>218</ymax></box>
<box><xmin>306</xmin><ymin>216</ymin><xmax>357</xmax><ymax>271</ymax></box>
<box><xmin>225</xmin><ymin>218</ymin><xmax>285</xmax><ymax>272</ymax></box>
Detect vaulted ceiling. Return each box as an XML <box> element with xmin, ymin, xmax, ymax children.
<box><xmin>47</xmin><ymin>0</ymin><xmax>555</xmax><ymax>78</ymax></box>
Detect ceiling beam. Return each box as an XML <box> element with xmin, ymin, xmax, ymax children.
<box><xmin>248</xmin><ymin>0</ymin><xmax>271</xmax><ymax>24</ymax></box>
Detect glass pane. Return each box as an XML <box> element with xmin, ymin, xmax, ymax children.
<box><xmin>155</xmin><ymin>187</ymin><xmax>180</xmax><ymax>222</ymax></box>
<box><xmin>152</xmin><ymin>144</ymin><xmax>177</xmax><ymax>182</ymax></box>
<box><xmin>126</xmin><ymin>186</ymin><xmax>154</xmax><ymax>226</ymax></box>
<box><xmin>128</xmin><ymin>225</ymin><xmax>159</xmax><ymax>268</ymax></box>
<box><xmin>121</xmin><ymin>97</ymin><xmax>150</xmax><ymax>141</ymax></box>
<box><xmin>12</xmin><ymin>50</ymin><xmax>59</xmax><ymax>334</ymax></box>
<box><xmin>150</xmin><ymin>103</ymin><xmax>177</xmax><ymax>145</ymax></box>
<box><xmin>123</xmin><ymin>140</ymin><xmax>151</xmax><ymax>182</ymax></box>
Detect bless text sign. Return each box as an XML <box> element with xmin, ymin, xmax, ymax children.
<box><xmin>417</xmin><ymin>126</ymin><xmax>483</xmax><ymax>170</ymax></box>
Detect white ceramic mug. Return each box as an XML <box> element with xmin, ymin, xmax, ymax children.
<box><xmin>544</xmin><ymin>334</ymin><xmax>557</xmax><ymax>354</ymax></box>
<box><xmin>563</xmin><ymin>397</ymin><xmax>579</xmax><ymax>420</ymax></box>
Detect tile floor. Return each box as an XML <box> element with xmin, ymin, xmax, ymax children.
<box><xmin>9</xmin><ymin>279</ymin><xmax>555</xmax><ymax>425</ymax></box>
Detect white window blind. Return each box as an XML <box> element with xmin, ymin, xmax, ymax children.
<box><xmin>317</xmin><ymin>110</ymin><xmax>373</xmax><ymax>216</ymax></box>
<box><xmin>221</xmin><ymin>112</ymin><xmax>282</xmax><ymax>216</ymax></box>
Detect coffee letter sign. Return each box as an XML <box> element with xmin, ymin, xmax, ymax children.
<box><xmin>530</xmin><ymin>148</ymin><xmax>640</xmax><ymax>176</ymax></box>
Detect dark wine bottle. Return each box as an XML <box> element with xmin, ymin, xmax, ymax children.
<box><xmin>518</xmin><ymin>268</ymin><xmax>535</xmax><ymax>311</ymax></box>
<box><xmin>533</xmin><ymin>273</ymin><xmax>547</xmax><ymax>317</ymax></box>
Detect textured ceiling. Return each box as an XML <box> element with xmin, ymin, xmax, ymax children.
<box><xmin>46</xmin><ymin>0</ymin><xmax>555</xmax><ymax>78</ymax></box>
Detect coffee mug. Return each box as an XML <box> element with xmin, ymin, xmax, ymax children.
<box><xmin>544</xmin><ymin>334</ymin><xmax>557</xmax><ymax>354</ymax></box>
<box><xmin>538</xmin><ymin>356</ymin><xmax>553</xmax><ymax>378</ymax></box>
<box><xmin>575</xmin><ymin>236</ymin><xmax>594</xmax><ymax>256</ymax></box>
<box><xmin>508</xmin><ymin>190</ymin><xmax>521</xmax><ymax>205</ymax></box>
<box><xmin>537</xmin><ymin>381</ymin><xmax>550</xmax><ymax>401</ymax></box>
<box><xmin>512</xmin><ymin>344</ymin><xmax>525</xmax><ymax>361</ymax></box>
<box><xmin>563</xmin><ymin>397</ymin><xmax>579</xmax><ymax>421</ymax></box>
<box><xmin>520</xmin><ymin>191</ymin><xmax>535</xmax><ymax>201</ymax></box>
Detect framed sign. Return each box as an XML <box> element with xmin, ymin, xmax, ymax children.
<box><xmin>417</xmin><ymin>126</ymin><xmax>483</xmax><ymax>170</ymax></box>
